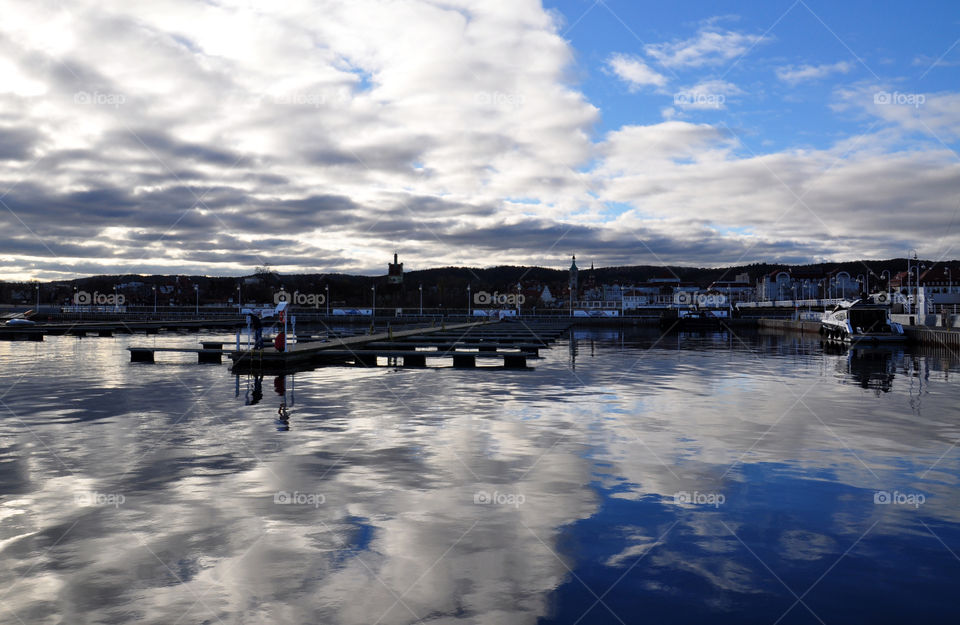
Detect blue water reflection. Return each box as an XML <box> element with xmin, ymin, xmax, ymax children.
<box><xmin>0</xmin><ymin>328</ymin><xmax>958</xmax><ymax>624</ymax></box>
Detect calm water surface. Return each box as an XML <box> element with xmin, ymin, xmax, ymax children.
<box><xmin>1</xmin><ymin>328</ymin><xmax>959</xmax><ymax>624</ymax></box>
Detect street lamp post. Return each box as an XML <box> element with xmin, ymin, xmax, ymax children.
<box><xmin>907</xmin><ymin>250</ymin><xmax>917</xmax><ymax>314</ymax></box>
<box><xmin>75</xmin><ymin>286</ymin><xmax>81</xmax><ymax>320</ymax></box>
<box><xmin>236</xmin><ymin>285</ymin><xmax>241</xmax><ymax>314</ymax></box>
<box><xmin>856</xmin><ymin>274</ymin><xmax>865</xmax><ymax>299</ymax></box>
<box><xmin>325</xmin><ymin>284</ymin><xmax>329</xmax><ymax>316</ymax></box>
<box><xmin>467</xmin><ymin>284</ymin><xmax>471</xmax><ymax>317</ymax></box>
<box><xmin>516</xmin><ymin>283</ymin><xmax>521</xmax><ymax>316</ymax></box>
<box><xmin>152</xmin><ymin>286</ymin><xmax>157</xmax><ymax>315</ymax></box>
<box><xmin>879</xmin><ymin>270</ymin><xmax>891</xmax><ymax>302</ymax></box>
<box><xmin>419</xmin><ymin>283</ymin><xmax>423</xmax><ymax>316</ymax></box>
<box><xmin>913</xmin><ymin>263</ymin><xmax>925</xmax><ymax>314</ymax></box>
<box><xmin>35</xmin><ymin>283</ymin><xmax>39</xmax><ymax>313</ymax></box>
<box><xmin>113</xmin><ymin>285</ymin><xmax>118</xmax><ymax>313</ymax></box>
<box><xmin>371</xmin><ymin>285</ymin><xmax>375</xmax><ymax>316</ymax></box>
<box><xmin>194</xmin><ymin>284</ymin><xmax>199</xmax><ymax>316</ymax></box>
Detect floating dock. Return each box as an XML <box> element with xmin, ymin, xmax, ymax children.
<box><xmin>228</xmin><ymin>321</ymin><xmax>568</xmax><ymax>372</ymax></box>
<box><xmin>0</xmin><ymin>318</ymin><xmax>244</xmax><ymax>340</ymax></box>
<box><xmin>125</xmin><ymin>321</ymin><xmax>570</xmax><ymax>372</ymax></box>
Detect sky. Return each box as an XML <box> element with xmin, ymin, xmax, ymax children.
<box><xmin>0</xmin><ymin>0</ymin><xmax>958</xmax><ymax>280</ymax></box>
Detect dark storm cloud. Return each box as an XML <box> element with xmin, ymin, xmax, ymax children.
<box><xmin>0</xmin><ymin>183</ymin><xmax>224</xmax><ymax>237</ymax></box>
<box><xmin>0</xmin><ymin>183</ymin><xmax>366</xmax><ymax>251</ymax></box>
<box><xmin>303</xmin><ymin>140</ymin><xmax>431</xmax><ymax>172</ymax></box>
<box><xmin>109</xmin><ymin>129</ymin><xmax>245</xmax><ymax>167</ymax></box>
<box><xmin>392</xmin><ymin>194</ymin><xmax>498</xmax><ymax>218</ymax></box>
<box><xmin>422</xmin><ymin>217</ymin><xmax>837</xmax><ymax>267</ymax></box>
<box><xmin>0</xmin><ymin>127</ymin><xmax>39</xmax><ymax>160</ymax></box>
<box><xmin>228</xmin><ymin>194</ymin><xmax>362</xmax><ymax>232</ymax></box>
<box><xmin>0</xmin><ymin>236</ymin><xmax>119</xmax><ymax>259</ymax></box>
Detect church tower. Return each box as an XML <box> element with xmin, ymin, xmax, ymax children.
<box><xmin>569</xmin><ymin>255</ymin><xmax>578</xmax><ymax>296</ymax></box>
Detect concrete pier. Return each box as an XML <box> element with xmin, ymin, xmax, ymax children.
<box><xmin>756</xmin><ymin>319</ymin><xmax>821</xmax><ymax>334</ymax></box>
<box><xmin>756</xmin><ymin>317</ymin><xmax>960</xmax><ymax>349</ymax></box>
<box><xmin>904</xmin><ymin>326</ymin><xmax>960</xmax><ymax>349</ymax></box>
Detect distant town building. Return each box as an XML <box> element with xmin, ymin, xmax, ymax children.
<box><xmin>585</xmin><ymin>262</ymin><xmax>597</xmax><ymax>293</ymax></box>
<box><xmin>540</xmin><ymin>285</ymin><xmax>555</xmax><ymax>304</ymax></box>
<box><xmin>709</xmin><ymin>272</ymin><xmax>754</xmax><ymax>304</ymax></box>
<box><xmin>622</xmin><ymin>275</ymin><xmax>698</xmax><ymax>309</ymax></box>
<box><xmin>757</xmin><ymin>268</ymin><xmax>830</xmax><ymax>301</ymax></box>
<box><xmin>824</xmin><ymin>269</ymin><xmax>858</xmax><ymax>299</ymax></box>
<box><xmin>900</xmin><ymin>264</ymin><xmax>960</xmax><ymax>315</ymax></box>
<box><xmin>601</xmin><ymin>284</ymin><xmax>623</xmax><ymax>302</ymax></box>
<box><xmin>756</xmin><ymin>270</ymin><xmax>791</xmax><ymax>301</ymax></box>
<box><xmin>388</xmin><ymin>252</ymin><xmax>403</xmax><ymax>284</ymax></box>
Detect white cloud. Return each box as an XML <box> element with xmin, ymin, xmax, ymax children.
<box><xmin>594</xmin><ymin>120</ymin><xmax>960</xmax><ymax>261</ymax></box>
<box><xmin>834</xmin><ymin>84</ymin><xmax>960</xmax><ymax>140</ymax></box>
<box><xmin>0</xmin><ymin>0</ymin><xmax>602</xmax><ymax>276</ymax></box>
<box><xmin>672</xmin><ymin>79</ymin><xmax>743</xmax><ymax>110</ymax></box>
<box><xmin>607</xmin><ymin>53</ymin><xmax>668</xmax><ymax>90</ymax></box>
<box><xmin>645</xmin><ymin>28</ymin><xmax>768</xmax><ymax>68</ymax></box>
<box><xmin>0</xmin><ymin>2</ymin><xmax>956</xmax><ymax>279</ymax></box>
<box><xmin>776</xmin><ymin>61</ymin><xmax>853</xmax><ymax>84</ymax></box>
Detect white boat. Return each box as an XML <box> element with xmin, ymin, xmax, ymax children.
<box><xmin>820</xmin><ymin>299</ymin><xmax>905</xmax><ymax>343</ymax></box>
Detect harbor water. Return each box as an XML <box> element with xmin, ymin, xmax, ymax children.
<box><xmin>1</xmin><ymin>327</ymin><xmax>959</xmax><ymax>624</ymax></box>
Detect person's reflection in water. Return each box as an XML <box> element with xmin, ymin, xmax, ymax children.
<box><xmin>274</xmin><ymin>375</ymin><xmax>290</xmax><ymax>430</ymax></box>
<box><xmin>248</xmin><ymin>375</ymin><xmax>264</xmax><ymax>405</ymax></box>
<box><xmin>276</xmin><ymin>403</ymin><xmax>290</xmax><ymax>431</ymax></box>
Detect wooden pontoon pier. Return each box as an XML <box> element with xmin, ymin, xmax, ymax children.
<box><xmin>124</xmin><ymin>321</ymin><xmax>570</xmax><ymax>372</ymax></box>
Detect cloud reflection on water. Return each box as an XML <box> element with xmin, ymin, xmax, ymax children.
<box><xmin>0</xmin><ymin>329</ymin><xmax>958</xmax><ymax>623</ymax></box>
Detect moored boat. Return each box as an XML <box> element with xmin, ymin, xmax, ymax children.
<box><xmin>820</xmin><ymin>299</ymin><xmax>905</xmax><ymax>343</ymax></box>
<box><xmin>661</xmin><ymin>308</ymin><xmax>727</xmax><ymax>331</ymax></box>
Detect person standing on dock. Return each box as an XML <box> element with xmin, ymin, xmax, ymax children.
<box><xmin>250</xmin><ymin>312</ymin><xmax>264</xmax><ymax>349</ymax></box>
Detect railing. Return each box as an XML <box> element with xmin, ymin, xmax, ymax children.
<box><xmin>38</xmin><ymin>303</ymin><xmax>775</xmax><ymax>321</ymax></box>
<box><xmin>738</xmin><ymin>298</ymin><xmax>843</xmax><ymax>309</ymax></box>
